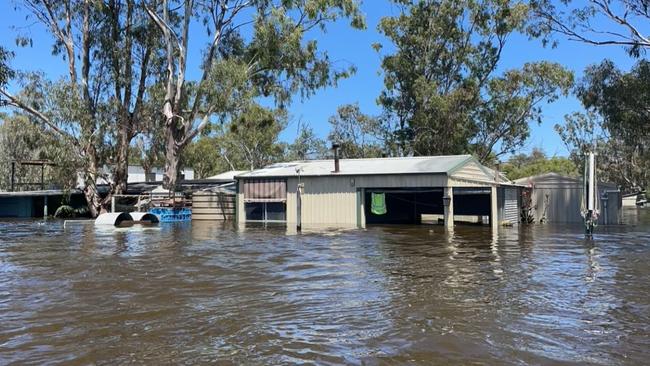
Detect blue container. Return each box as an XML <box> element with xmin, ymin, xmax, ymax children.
<box><xmin>149</xmin><ymin>207</ymin><xmax>192</xmax><ymax>223</ymax></box>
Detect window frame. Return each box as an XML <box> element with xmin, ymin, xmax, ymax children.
<box><xmin>244</xmin><ymin>201</ymin><xmax>287</xmax><ymax>223</ymax></box>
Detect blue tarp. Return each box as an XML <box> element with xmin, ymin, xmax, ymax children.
<box><xmin>149</xmin><ymin>207</ymin><xmax>192</xmax><ymax>222</ymax></box>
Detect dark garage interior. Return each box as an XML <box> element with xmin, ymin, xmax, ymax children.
<box><xmin>364</xmin><ymin>187</ymin><xmax>492</xmax><ymax>225</ymax></box>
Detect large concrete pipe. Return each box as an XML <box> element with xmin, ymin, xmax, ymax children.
<box><xmin>130</xmin><ymin>212</ymin><xmax>159</xmax><ymax>224</ymax></box>
<box><xmin>95</xmin><ymin>212</ymin><xmax>134</xmax><ymax>226</ymax></box>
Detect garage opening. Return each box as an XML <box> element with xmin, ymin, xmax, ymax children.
<box><xmin>364</xmin><ymin>187</ymin><xmax>494</xmax><ymax>225</ymax></box>
<box><xmin>364</xmin><ymin>188</ymin><xmax>443</xmax><ymax>225</ymax></box>
<box><xmin>452</xmin><ymin>187</ymin><xmax>492</xmax><ymax>224</ymax></box>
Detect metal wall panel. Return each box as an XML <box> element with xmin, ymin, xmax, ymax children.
<box><xmin>192</xmin><ymin>192</ymin><xmax>236</xmax><ymax>221</ymax></box>
<box><xmin>452</xmin><ymin>161</ymin><xmax>491</xmax><ymax>182</ymax></box>
<box><xmin>502</xmin><ymin>187</ymin><xmax>519</xmax><ymax>224</ymax></box>
<box><xmin>242</xmin><ymin>179</ymin><xmax>286</xmax><ymax>201</ymax></box>
<box><xmin>531</xmin><ymin>186</ymin><xmax>615</xmax><ymax>224</ymax></box>
<box><xmin>285</xmin><ymin>174</ymin><xmax>449</xmax><ymax>226</ymax></box>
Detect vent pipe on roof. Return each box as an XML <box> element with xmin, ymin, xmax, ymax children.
<box><xmin>332</xmin><ymin>143</ymin><xmax>340</xmax><ymax>173</ymax></box>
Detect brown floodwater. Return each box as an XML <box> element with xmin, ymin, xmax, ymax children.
<box><xmin>1</xmin><ymin>209</ymin><xmax>649</xmax><ymax>365</ymax></box>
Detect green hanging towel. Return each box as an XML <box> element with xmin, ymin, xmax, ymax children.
<box><xmin>371</xmin><ymin>192</ymin><xmax>387</xmax><ymax>215</ymax></box>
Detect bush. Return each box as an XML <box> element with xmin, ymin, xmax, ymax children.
<box><xmin>54</xmin><ymin>205</ymin><xmax>76</xmax><ymax>218</ymax></box>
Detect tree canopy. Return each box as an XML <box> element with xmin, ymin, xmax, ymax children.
<box><xmin>556</xmin><ymin>60</ymin><xmax>650</xmax><ymax>191</ymax></box>
<box><xmin>501</xmin><ymin>148</ymin><xmax>578</xmax><ymax>180</ymax></box>
<box><xmin>375</xmin><ymin>0</ymin><xmax>573</xmax><ymax>162</ymax></box>
<box><xmin>144</xmin><ymin>0</ymin><xmax>365</xmax><ymax>189</ymax></box>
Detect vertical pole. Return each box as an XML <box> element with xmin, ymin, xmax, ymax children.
<box><xmin>41</xmin><ymin>163</ymin><xmax>45</xmax><ymax>190</ymax></box>
<box><xmin>43</xmin><ymin>195</ymin><xmax>48</xmax><ymax>218</ymax></box>
<box><xmin>11</xmin><ymin>161</ymin><xmax>15</xmax><ymax>192</ymax></box>
<box><xmin>588</xmin><ymin>153</ymin><xmax>595</xmax><ymax>211</ymax></box>
<box><xmin>297</xmin><ymin>184</ymin><xmax>302</xmax><ymax>232</ymax></box>
<box><xmin>491</xmin><ymin>185</ymin><xmax>499</xmax><ymax>230</ymax></box>
<box><xmin>444</xmin><ymin>187</ymin><xmax>454</xmax><ymax>230</ymax></box>
<box><xmin>360</xmin><ymin>188</ymin><xmax>366</xmax><ymax>229</ymax></box>
<box><xmin>111</xmin><ymin>195</ymin><xmax>116</xmax><ymax>213</ymax></box>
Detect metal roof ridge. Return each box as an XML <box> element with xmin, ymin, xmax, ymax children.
<box><xmin>283</xmin><ymin>154</ymin><xmax>473</xmax><ymax>163</ymax></box>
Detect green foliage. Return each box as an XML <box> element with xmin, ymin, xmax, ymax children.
<box><xmin>556</xmin><ymin>59</ymin><xmax>650</xmax><ymax>191</ymax></box>
<box><xmin>0</xmin><ymin>46</ymin><xmax>14</xmax><ymax>88</ymax></box>
<box><xmin>184</xmin><ymin>103</ymin><xmax>289</xmax><ymax>175</ymax></box>
<box><xmin>54</xmin><ymin>205</ymin><xmax>75</xmax><ymax>219</ymax></box>
<box><xmin>473</xmin><ymin>62</ymin><xmax>573</xmax><ymax>161</ymax></box>
<box><xmin>501</xmin><ymin>148</ymin><xmax>578</xmax><ymax>180</ymax></box>
<box><xmin>327</xmin><ymin>104</ymin><xmax>386</xmax><ymax>158</ymax></box>
<box><xmin>376</xmin><ymin>0</ymin><xmax>572</xmax><ymax>161</ymax></box>
<box><xmin>0</xmin><ymin>114</ymin><xmax>79</xmax><ymax>191</ymax></box>
<box><xmin>145</xmin><ymin>0</ymin><xmax>365</xmax><ymax>189</ymax></box>
<box><xmin>286</xmin><ymin>124</ymin><xmax>328</xmax><ymax>161</ymax></box>
<box><xmin>183</xmin><ymin>137</ymin><xmax>225</xmax><ymax>179</ymax></box>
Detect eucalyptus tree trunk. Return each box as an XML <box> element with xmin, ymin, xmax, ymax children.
<box><xmin>162</xmin><ymin>128</ymin><xmax>181</xmax><ymax>192</ymax></box>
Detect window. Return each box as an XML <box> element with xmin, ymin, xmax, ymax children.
<box><xmin>245</xmin><ymin>202</ymin><xmax>286</xmax><ymax>222</ymax></box>
<box><xmin>243</xmin><ymin>179</ymin><xmax>287</xmax><ymax>222</ymax></box>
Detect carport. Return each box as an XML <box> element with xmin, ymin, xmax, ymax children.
<box><xmin>363</xmin><ymin>187</ymin><xmax>495</xmax><ymax>226</ymax></box>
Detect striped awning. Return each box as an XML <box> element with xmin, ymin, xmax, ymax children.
<box><xmin>243</xmin><ymin>179</ymin><xmax>287</xmax><ymax>202</ymax></box>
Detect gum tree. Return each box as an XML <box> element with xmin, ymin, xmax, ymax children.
<box><xmin>144</xmin><ymin>0</ymin><xmax>364</xmax><ymax>190</ymax></box>
<box><xmin>0</xmin><ymin>0</ymin><xmax>162</xmax><ymax>216</ymax></box>
<box><xmin>375</xmin><ymin>0</ymin><xmax>573</xmax><ymax>161</ymax></box>
<box><xmin>530</xmin><ymin>0</ymin><xmax>650</xmax><ymax>57</ymax></box>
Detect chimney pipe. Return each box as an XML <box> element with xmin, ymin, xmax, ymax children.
<box><xmin>332</xmin><ymin>143</ymin><xmax>340</xmax><ymax>173</ymax></box>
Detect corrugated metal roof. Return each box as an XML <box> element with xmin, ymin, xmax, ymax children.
<box><xmin>514</xmin><ymin>172</ymin><xmax>618</xmax><ymax>190</ymax></box>
<box><xmin>236</xmin><ymin>155</ymin><xmax>474</xmax><ymax>178</ymax></box>
<box><xmin>206</xmin><ymin>170</ymin><xmax>249</xmax><ymax>180</ymax></box>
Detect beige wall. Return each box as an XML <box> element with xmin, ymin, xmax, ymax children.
<box><xmin>289</xmin><ymin>176</ymin><xmax>356</xmax><ymax>226</ymax></box>
<box><xmin>296</xmin><ymin>174</ymin><xmax>452</xmax><ymax>226</ymax></box>
<box><xmin>448</xmin><ymin>177</ymin><xmax>498</xmax><ymax>187</ymax></box>
<box><xmin>452</xmin><ymin>160</ymin><xmax>491</xmax><ymax>182</ymax></box>
<box><xmin>236</xmin><ymin>180</ymin><xmax>245</xmax><ymax>224</ymax></box>
<box><xmin>239</xmin><ymin>174</ymin><xmax>452</xmax><ymax>226</ymax></box>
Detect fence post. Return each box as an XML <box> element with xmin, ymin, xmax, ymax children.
<box><xmin>11</xmin><ymin>161</ymin><xmax>15</xmax><ymax>192</ymax></box>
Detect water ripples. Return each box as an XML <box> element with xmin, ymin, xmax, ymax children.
<box><xmin>0</xmin><ymin>210</ymin><xmax>649</xmax><ymax>364</ymax></box>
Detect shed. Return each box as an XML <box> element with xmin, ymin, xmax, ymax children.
<box><xmin>514</xmin><ymin>173</ymin><xmax>621</xmax><ymax>225</ymax></box>
<box><xmin>235</xmin><ymin>155</ymin><xmax>520</xmax><ymax>228</ymax></box>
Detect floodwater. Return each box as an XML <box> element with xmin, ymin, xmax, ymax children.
<box><xmin>1</xmin><ymin>210</ymin><xmax>649</xmax><ymax>365</ymax></box>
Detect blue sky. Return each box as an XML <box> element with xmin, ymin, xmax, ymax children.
<box><xmin>0</xmin><ymin>0</ymin><xmax>636</xmax><ymax>158</ymax></box>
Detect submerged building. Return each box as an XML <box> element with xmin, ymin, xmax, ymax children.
<box><xmin>235</xmin><ymin>155</ymin><xmax>520</xmax><ymax>228</ymax></box>
<box><xmin>514</xmin><ymin>173</ymin><xmax>621</xmax><ymax>225</ymax></box>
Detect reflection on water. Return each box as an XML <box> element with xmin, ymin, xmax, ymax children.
<box><xmin>0</xmin><ymin>208</ymin><xmax>649</xmax><ymax>364</ymax></box>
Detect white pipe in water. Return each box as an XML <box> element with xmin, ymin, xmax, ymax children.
<box><xmin>588</xmin><ymin>152</ymin><xmax>595</xmax><ymax>211</ymax></box>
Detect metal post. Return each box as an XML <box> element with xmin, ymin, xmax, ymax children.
<box><xmin>11</xmin><ymin>161</ymin><xmax>15</xmax><ymax>192</ymax></box>
<box><xmin>585</xmin><ymin>152</ymin><xmax>597</xmax><ymax>236</ymax></box>
<box><xmin>41</xmin><ymin>163</ymin><xmax>45</xmax><ymax>191</ymax></box>
<box><xmin>491</xmin><ymin>185</ymin><xmax>499</xmax><ymax>230</ymax></box>
<box><xmin>44</xmin><ymin>195</ymin><xmax>48</xmax><ymax>218</ymax></box>
<box><xmin>297</xmin><ymin>185</ymin><xmax>302</xmax><ymax>232</ymax></box>
<box><xmin>111</xmin><ymin>195</ymin><xmax>116</xmax><ymax>213</ymax></box>
<box><xmin>602</xmin><ymin>194</ymin><xmax>608</xmax><ymax>225</ymax></box>
<box><xmin>588</xmin><ymin>153</ymin><xmax>595</xmax><ymax>211</ymax></box>
<box><xmin>443</xmin><ymin>187</ymin><xmax>454</xmax><ymax>230</ymax></box>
